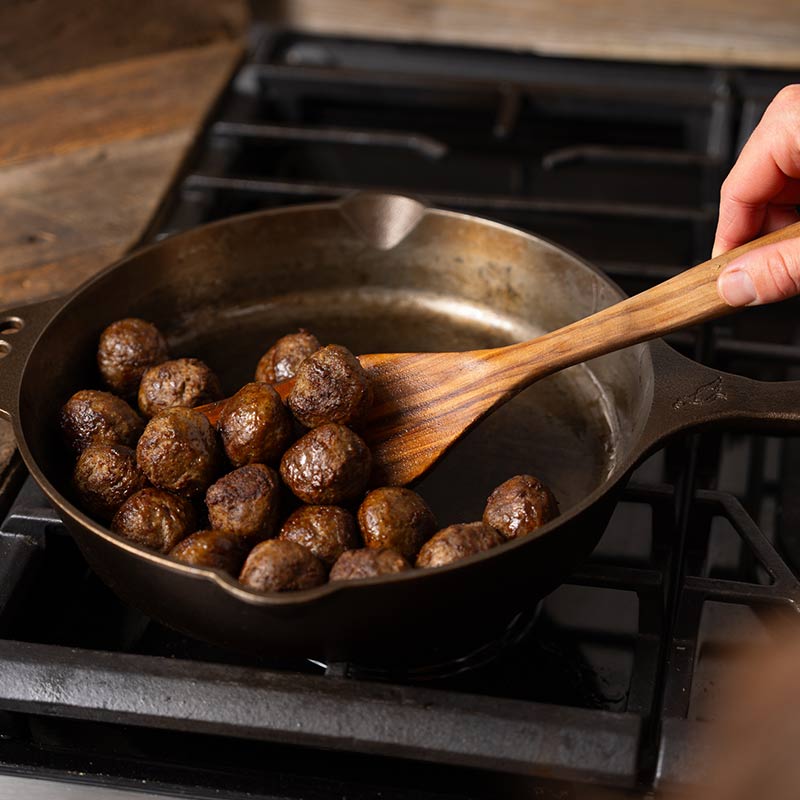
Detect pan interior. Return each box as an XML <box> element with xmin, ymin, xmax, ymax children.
<box><xmin>169</xmin><ymin>287</ymin><xmax>617</xmax><ymax>525</ymax></box>
<box><xmin>20</xmin><ymin>206</ymin><xmax>651</xmax><ymax>530</ymax></box>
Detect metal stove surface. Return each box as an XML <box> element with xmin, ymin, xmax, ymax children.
<box><xmin>1</xmin><ymin>27</ymin><xmax>799</xmax><ymax>800</ymax></box>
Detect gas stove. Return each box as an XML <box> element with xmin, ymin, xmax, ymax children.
<box><xmin>1</xmin><ymin>28</ymin><xmax>800</xmax><ymax>799</ymax></box>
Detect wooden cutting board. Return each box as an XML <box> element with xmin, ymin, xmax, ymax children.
<box><xmin>0</xmin><ymin>41</ymin><xmax>243</xmax><ymax>307</ymax></box>
<box><xmin>276</xmin><ymin>0</ymin><xmax>800</xmax><ymax>68</ymax></box>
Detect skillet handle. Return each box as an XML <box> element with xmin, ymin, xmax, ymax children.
<box><xmin>0</xmin><ymin>296</ymin><xmax>66</xmax><ymax>423</ymax></box>
<box><xmin>639</xmin><ymin>339</ymin><xmax>800</xmax><ymax>456</ymax></box>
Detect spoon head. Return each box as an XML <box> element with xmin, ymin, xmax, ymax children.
<box><xmin>359</xmin><ymin>351</ymin><xmax>509</xmax><ymax>486</ymax></box>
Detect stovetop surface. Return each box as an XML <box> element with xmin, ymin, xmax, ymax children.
<box><xmin>2</xmin><ymin>27</ymin><xmax>800</xmax><ymax>800</ymax></box>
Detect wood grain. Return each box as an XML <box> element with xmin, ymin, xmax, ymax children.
<box><xmin>0</xmin><ymin>0</ymin><xmax>248</xmax><ymax>88</ymax></box>
<box><xmin>0</xmin><ymin>131</ymin><xmax>192</xmax><ymax>302</ymax></box>
<box><xmin>0</xmin><ymin>42</ymin><xmax>241</xmax><ymax>169</ymax></box>
<box><xmin>280</xmin><ymin>0</ymin><xmax>800</xmax><ymax>68</ymax></box>
<box><xmin>0</xmin><ymin>42</ymin><xmax>242</xmax><ymax>307</ymax></box>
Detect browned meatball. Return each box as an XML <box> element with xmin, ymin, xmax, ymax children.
<box><xmin>255</xmin><ymin>330</ymin><xmax>321</xmax><ymax>384</ymax></box>
<box><xmin>287</xmin><ymin>344</ymin><xmax>373</xmax><ymax>429</ymax></box>
<box><xmin>136</xmin><ymin>407</ymin><xmax>220</xmax><ymax>498</ymax></box>
<box><xmin>97</xmin><ymin>318</ymin><xmax>169</xmax><ymax>397</ymax></box>
<box><xmin>169</xmin><ymin>530</ymin><xmax>246</xmax><ymax>576</ymax></box>
<box><xmin>217</xmin><ymin>382</ymin><xmax>292</xmax><ymax>467</ymax></box>
<box><xmin>280</xmin><ymin>423</ymin><xmax>371</xmax><ymax>505</ymax></box>
<box><xmin>239</xmin><ymin>539</ymin><xmax>326</xmax><ymax>593</ymax></box>
<box><xmin>279</xmin><ymin>506</ymin><xmax>360</xmax><ymax>568</ymax></box>
<box><xmin>138</xmin><ymin>358</ymin><xmax>223</xmax><ymax>418</ymax></box>
<box><xmin>111</xmin><ymin>488</ymin><xmax>197</xmax><ymax>552</ymax></box>
<box><xmin>416</xmin><ymin>522</ymin><xmax>504</xmax><ymax>569</ymax></box>
<box><xmin>73</xmin><ymin>444</ymin><xmax>148</xmax><ymax>521</ymax></box>
<box><xmin>60</xmin><ymin>390</ymin><xmax>144</xmax><ymax>455</ymax></box>
<box><xmin>206</xmin><ymin>464</ymin><xmax>280</xmax><ymax>540</ymax></box>
<box><xmin>329</xmin><ymin>548</ymin><xmax>411</xmax><ymax>581</ymax></box>
<box><xmin>483</xmin><ymin>474</ymin><xmax>559</xmax><ymax>540</ymax></box>
<box><xmin>357</xmin><ymin>487</ymin><xmax>436</xmax><ymax>561</ymax></box>
<box><xmin>255</xmin><ymin>347</ymin><xmax>278</xmax><ymax>384</ymax></box>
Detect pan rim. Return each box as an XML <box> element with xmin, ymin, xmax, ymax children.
<box><xmin>14</xmin><ymin>194</ymin><xmax>652</xmax><ymax>606</ymax></box>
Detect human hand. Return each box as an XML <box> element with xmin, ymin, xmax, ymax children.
<box><xmin>715</xmin><ymin>85</ymin><xmax>800</xmax><ymax>307</ymax></box>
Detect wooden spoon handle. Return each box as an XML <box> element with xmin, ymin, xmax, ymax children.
<box><xmin>498</xmin><ymin>219</ymin><xmax>800</xmax><ymax>384</ymax></box>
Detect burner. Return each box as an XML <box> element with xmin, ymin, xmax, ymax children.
<box><xmin>322</xmin><ymin>606</ymin><xmax>542</xmax><ymax>683</ymax></box>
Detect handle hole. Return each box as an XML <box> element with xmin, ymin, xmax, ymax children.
<box><xmin>0</xmin><ymin>317</ymin><xmax>23</xmax><ymax>335</ymax></box>
<box><xmin>0</xmin><ymin>341</ymin><xmax>10</xmax><ymax>359</ymax></box>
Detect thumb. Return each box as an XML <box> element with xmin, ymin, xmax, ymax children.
<box><xmin>717</xmin><ymin>237</ymin><xmax>800</xmax><ymax>307</ymax></box>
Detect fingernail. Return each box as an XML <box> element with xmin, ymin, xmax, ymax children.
<box><xmin>718</xmin><ymin>268</ymin><xmax>757</xmax><ymax>307</ymax></box>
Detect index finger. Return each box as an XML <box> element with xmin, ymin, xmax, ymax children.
<box><xmin>713</xmin><ymin>85</ymin><xmax>800</xmax><ymax>256</ymax></box>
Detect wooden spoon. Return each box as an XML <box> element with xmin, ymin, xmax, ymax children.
<box><xmin>200</xmin><ymin>221</ymin><xmax>800</xmax><ymax>486</ymax></box>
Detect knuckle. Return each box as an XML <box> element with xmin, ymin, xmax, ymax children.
<box><xmin>761</xmin><ymin>247</ymin><xmax>800</xmax><ymax>300</ymax></box>
<box><xmin>719</xmin><ymin>175</ymin><xmax>733</xmax><ymax>199</ymax></box>
<box><xmin>766</xmin><ymin>85</ymin><xmax>800</xmax><ymax>133</ymax></box>
<box><xmin>773</xmin><ymin>84</ymin><xmax>800</xmax><ymax>108</ymax></box>
<box><xmin>718</xmin><ymin>175</ymin><xmax>757</xmax><ymax>209</ymax></box>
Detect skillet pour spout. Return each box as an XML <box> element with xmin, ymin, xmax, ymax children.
<box><xmin>3</xmin><ymin>193</ymin><xmax>800</xmax><ymax>661</ymax></box>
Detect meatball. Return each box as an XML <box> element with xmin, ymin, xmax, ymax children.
<box><xmin>255</xmin><ymin>330</ymin><xmax>321</xmax><ymax>384</ymax></box>
<box><xmin>111</xmin><ymin>488</ymin><xmax>197</xmax><ymax>553</ymax></box>
<box><xmin>206</xmin><ymin>464</ymin><xmax>280</xmax><ymax>540</ymax></box>
<box><xmin>136</xmin><ymin>407</ymin><xmax>220</xmax><ymax>498</ymax></box>
<box><xmin>60</xmin><ymin>390</ymin><xmax>144</xmax><ymax>455</ymax></box>
<box><xmin>483</xmin><ymin>474</ymin><xmax>559</xmax><ymax>540</ymax></box>
<box><xmin>217</xmin><ymin>382</ymin><xmax>292</xmax><ymax>467</ymax></box>
<box><xmin>330</xmin><ymin>548</ymin><xmax>411</xmax><ymax>581</ymax></box>
<box><xmin>357</xmin><ymin>487</ymin><xmax>436</xmax><ymax>561</ymax></box>
<box><xmin>416</xmin><ymin>522</ymin><xmax>504</xmax><ymax>569</ymax></box>
<box><xmin>279</xmin><ymin>506</ymin><xmax>360</xmax><ymax>568</ymax></box>
<box><xmin>169</xmin><ymin>529</ymin><xmax>246</xmax><ymax>576</ymax></box>
<box><xmin>73</xmin><ymin>444</ymin><xmax>148</xmax><ymax>521</ymax></box>
<box><xmin>138</xmin><ymin>358</ymin><xmax>223</xmax><ymax>418</ymax></box>
<box><xmin>287</xmin><ymin>344</ymin><xmax>373</xmax><ymax>429</ymax></box>
<box><xmin>239</xmin><ymin>539</ymin><xmax>326</xmax><ymax>593</ymax></box>
<box><xmin>280</xmin><ymin>423</ymin><xmax>371</xmax><ymax>505</ymax></box>
<box><xmin>97</xmin><ymin>318</ymin><xmax>169</xmax><ymax>397</ymax></box>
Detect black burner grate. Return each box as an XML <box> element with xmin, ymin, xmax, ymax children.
<box><xmin>1</xmin><ymin>28</ymin><xmax>800</xmax><ymax>799</ymax></box>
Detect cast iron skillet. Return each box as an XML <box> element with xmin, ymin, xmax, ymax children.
<box><xmin>1</xmin><ymin>192</ymin><xmax>799</xmax><ymax>665</ymax></box>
